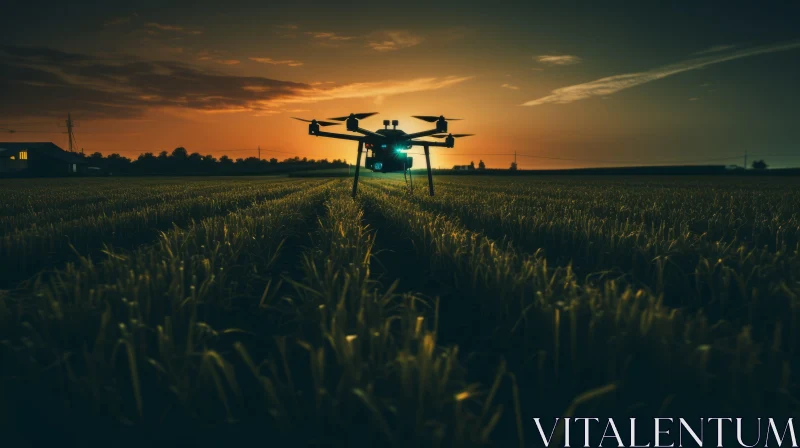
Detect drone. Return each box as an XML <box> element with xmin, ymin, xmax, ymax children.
<box><xmin>292</xmin><ymin>113</ymin><xmax>473</xmax><ymax>197</ymax></box>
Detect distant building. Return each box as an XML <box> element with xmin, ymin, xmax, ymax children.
<box><xmin>452</xmin><ymin>165</ymin><xmax>474</xmax><ymax>171</ymax></box>
<box><xmin>0</xmin><ymin>142</ymin><xmax>87</xmax><ymax>176</ymax></box>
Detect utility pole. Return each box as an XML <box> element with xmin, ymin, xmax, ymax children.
<box><xmin>66</xmin><ymin>113</ymin><xmax>77</xmax><ymax>153</ymax></box>
<box><xmin>744</xmin><ymin>150</ymin><xmax>748</xmax><ymax>170</ymax></box>
<box><xmin>258</xmin><ymin>145</ymin><xmax>261</xmax><ymax>160</ymax></box>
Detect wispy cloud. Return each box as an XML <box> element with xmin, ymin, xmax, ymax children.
<box><xmin>249</xmin><ymin>57</ymin><xmax>303</xmax><ymax>67</ymax></box>
<box><xmin>306</xmin><ymin>31</ymin><xmax>355</xmax><ymax>41</ymax></box>
<box><xmin>276</xmin><ymin>76</ymin><xmax>474</xmax><ymax>105</ymax></box>
<box><xmin>501</xmin><ymin>83</ymin><xmax>519</xmax><ymax>90</ymax></box>
<box><xmin>368</xmin><ymin>31</ymin><xmax>423</xmax><ymax>52</ymax></box>
<box><xmin>694</xmin><ymin>44</ymin><xmax>737</xmax><ymax>55</ymax></box>
<box><xmin>536</xmin><ymin>55</ymin><xmax>582</xmax><ymax>66</ymax></box>
<box><xmin>144</xmin><ymin>22</ymin><xmax>203</xmax><ymax>35</ymax></box>
<box><xmin>522</xmin><ymin>41</ymin><xmax>800</xmax><ymax>107</ymax></box>
<box><xmin>215</xmin><ymin>59</ymin><xmax>241</xmax><ymax>65</ymax></box>
<box><xmin>145</xmin><ymin>22</ymin><xmax>183</xmax><ymax>32</ymax></box>
<box><xmin>0</xmin><ymin>46</ymin><xmax>472</xmax><ymax>118</ymax></box>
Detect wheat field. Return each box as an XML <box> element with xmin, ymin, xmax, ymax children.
<box><xmin>1</xmin><ymin>175</ymin><xmax>798</xmax><ymax>446</ymax></box>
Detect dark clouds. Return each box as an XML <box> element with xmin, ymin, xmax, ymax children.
<box><xmin>0</xmin><ymin>46</ymin><xmax>309</xmax><ymax>119</ymax></box>
<box><xmin>0</xmin><ymin>45</ymin><xmax>472</xmax><ymax>120</ymax></box>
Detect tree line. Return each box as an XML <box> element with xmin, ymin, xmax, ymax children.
<box><xmin>84</xmin><ymin>147</ymin><xmax>348</xmax><ymax>175</ymax></box>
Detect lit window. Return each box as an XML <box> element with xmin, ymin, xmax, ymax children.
<box><xmin>19</xmin><ymin>150</ymin><xmax>28</xmax><ymax>160</ymax></box>
<box><xmin>9</xmin><ymin>156</ymin><xmax>15</xmax><ymax>160</ymax></box>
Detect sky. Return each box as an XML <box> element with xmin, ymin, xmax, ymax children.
<box><xmin>1</xmin><ymin>1</ymin><xmax>799</xmax><ymax>169</ymax></box>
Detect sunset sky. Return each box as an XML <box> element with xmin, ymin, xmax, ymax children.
<box><xmin>2</xmin><ymin>1</ymin><xmax>799</xmax><ymax>169</ymax></box>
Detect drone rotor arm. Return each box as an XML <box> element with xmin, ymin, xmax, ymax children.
<box><xmin>354</xmin><ymin>127</ymin><xmax>384</xmax><ymax>139</ymax></box>
<box><xmin>403</xmin><ymin>128</ymin><xmax>442</xmax><ymax>140</ymax></box>
<box><xmin>406</xmin><ymin>140</ymin><xmax>451</xmax><ymax>147</ymax></box>
<box><xmin>313</xmin><ymin>130</ymin><xmax>366</xmax><ymax>142</ymax></box>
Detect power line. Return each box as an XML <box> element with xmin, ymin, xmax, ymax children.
<box><xmin>66</xmin><ymin>113</ymin><xmax>78</xmax><ymax>153</ymax></box>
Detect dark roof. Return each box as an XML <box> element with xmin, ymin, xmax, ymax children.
<box><xmin>0</xmin><ymin>142</ymin><xmax>86</xmax><ymax>163</ymax></box>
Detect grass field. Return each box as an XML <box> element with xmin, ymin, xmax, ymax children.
<box><xmin>1</xmin><ymin>175</ymin><xmax>798</xmax><ymax>446</ymax></box>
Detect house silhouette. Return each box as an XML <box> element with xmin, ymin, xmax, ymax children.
<box><xmin>0</xmin><ymin>142</ymin><xmax>87</xmax><ymax>176</ymax></box>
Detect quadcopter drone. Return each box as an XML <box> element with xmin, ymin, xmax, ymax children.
<box><xmin>292</xmin><ymin>113</ymin><xmax>473</xmax><ymax>197</ymax></box>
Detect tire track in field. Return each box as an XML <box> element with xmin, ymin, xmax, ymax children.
<box><xmin>0</xmin><ymin>179</ymin><xmax>324</xmax><ymax>289</ymax></box>
<box><xmin>249</xmin><ymin>184</ymin><xmax>497</xmax><ymax>446</ymax></box>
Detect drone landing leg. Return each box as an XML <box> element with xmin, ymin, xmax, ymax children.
<box><xmin>424</xmin><ymin>144</ymin><xmax>434</xmax><ymax>196</ymax></box>
<box><xmin>352</xmin><ymin>140</ymin><xmax>363</xmax><ymax>198</ymax></box>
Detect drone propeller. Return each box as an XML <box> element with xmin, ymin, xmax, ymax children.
<box><xmin>412</xmin><ymin>115</ymin><xmax>463</xmax><ymax>123</ymax></box>
<box><xmin>328</xmin><ymin>112</ymin><xmax>379</xmax><ymax>121</ymax></box>
<box><xmin>431</xmin><ymin>133</ymin><xmax>475</xmax><ymax>138</ymax></box>
<box><xmin>291</xmin><ymin>117</ymin><xmax>340</xmax><ymax>127</ymax></box>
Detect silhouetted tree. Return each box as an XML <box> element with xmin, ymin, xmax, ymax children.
<box><xmin>172</xmin><ymin>147</ymin><xmax>188</xmax><ymax>159</ymax></box>
<box><xmin>88</xmin><ymin>148</ymin><xmax>346</xmax><ymax>176</ymax></box>
<box><xmin>87</xmin><ymin>152</ymin><xmax>104</xmax><ymax>166</ymax></box>
<box><xmin>510</xmin><ymin>161</ymin><xmax>518</xmax><ymax>171</ymax></box>
<box><xmin>136</xmin><ymin>152</ymin><xmax>158</xmax><ymax>173</ymax></box>
<box><xmin>478</xmin><ymin>160</ymin><xmax>486</xmax><ymax>170</ymax></box>
<box><xmin>751</xmin><ymin>159</ymin><xmax>768</xmax><ymax>170</ymax></box>
<box><xmin>106</xmin><ymin>153</ymin><xmax>131</xmax><ymax>174</ymax></box>
<box><xmin>469</xmin><ymin>161</ymin><xmax>476</xmax><ymax>170</ymax></box>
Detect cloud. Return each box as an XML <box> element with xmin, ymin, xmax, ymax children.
<box><xmin>694</xmin><ymin>44</ymin><xmax>737</xmax><ymax>55</ymax></box>
<box><xmin>368</xmin><ymin>31</ymin><xmax>423</xmax><ymax>52</ymax></box>
<box><xmin>274</xmin><ymin>76</ymin><xmax>474</xmax><ymax>105</ymax></box>
<box><xmin>144</xmin><ymin>22</ymin><xmax>203</xmax><ymax>35</ymax></box>
<box><xmin>249</xmin><ymin>57</ymin><xmax>303</xmax><ymax>67</ymax></box>
<box><xmin>145</xmin><ymin>22</ymin><xmax>183</xmax><ymax>32</ymax></box>
<box><xmin>215</xmin><ymin>59</ymin><xmax>241</xmax><ymax>65</ymax></box>
<box><xmin>306</xmin><ymin>31</ymin><xmax>355</xmax><ymax>41</ymax></box>
<box><xmin>536</xmin><ymin>55</ymin><xmax>582</xmax><ymax>66</ymax></box>
<box><xmin>522</xmin><ymin>41</ymin><xmax>800</xmax><ymax>107</ymax></box>
<box><xmin>0</xmin><ymin>46</ymin><xmax>471</xmax><ymax>119</ymax></box>
<box><xmin>501</xmin><ymin>83</ymin><xmax>519</xmax><ymax>90</ymax></box>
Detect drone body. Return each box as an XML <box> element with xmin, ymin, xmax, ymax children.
<box><xmin>293</xmin><ymin>113</ymin><xmax>473</xmax><ymax>197</ymax></box>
